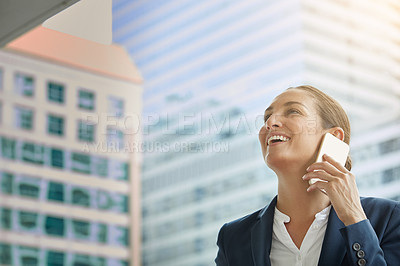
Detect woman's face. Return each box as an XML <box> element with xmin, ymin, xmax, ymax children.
<box><xmin>259</xmin><ymin>89</ymin><xmax>327</xmax><ymax>172</ymax></box>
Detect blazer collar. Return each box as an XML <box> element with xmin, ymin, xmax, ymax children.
<box><xmin>250</xmin><ymin>197</ymin><xmax>346</xmax><ymax>266</ymax></box>
<box><xmin>318</xmin><ymin>206</ymin><xmax>346</xmax><ymax>266</ymax></box>
<box><xmin>250</xmin><ymin>196</ymin><xmax>277</xmax><ymax>266</ymax></box>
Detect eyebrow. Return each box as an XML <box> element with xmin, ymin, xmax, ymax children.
<box><xmin>264</xmin><ymin>101</ymin><xmax>308</xmax><ymax>114</ymax></box>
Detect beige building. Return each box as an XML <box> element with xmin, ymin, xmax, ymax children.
<box><xmin>0</xmin><ymin>26</ymin><xmax>142</xmax><ymax>266</ymax></box>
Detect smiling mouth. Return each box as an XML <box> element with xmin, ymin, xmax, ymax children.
<box><xmin>267</xmin><ymin>135</ymin><xmax>290</xmax><ymax>146</ymax></box>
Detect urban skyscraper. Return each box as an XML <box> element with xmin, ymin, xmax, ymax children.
<box><xmin>0</xmin><ymin>26</ymin><xmax>143</xmax><ymax>266</ymax></box>
<box><xmin>112</xmin><ymin>0</ymin><xmax>400</xmax><ymax>265</ymax></box>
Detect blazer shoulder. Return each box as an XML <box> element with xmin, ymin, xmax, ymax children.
<box><xmin>361</xmin><ymin>196</ymin><xmax>399</xmax><ymax>211</ymax></box>
<box><xmin>220</xmin><ymin>206</ymin><xmax>266</xmax><ymax>241</ymax></box>
<box><xmin>360</xmin><ymin>196</ymin><xmax>400</xmax><ymax>228</ymax></box>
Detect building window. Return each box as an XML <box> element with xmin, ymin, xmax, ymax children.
<box><xmin>47</xmin><ymin>114</ymin><xmax>64</xmax><ymax>136</ymax></box>
<box><xmin>108</xmin><ymin>96</ymin><xmax>124</xmax><ymax>117</ymax></box>
<box><xmin>21</xmin><ymin>142</ymin><xmax>44</xmax><ymax>165</ymax></box>
<box><xmin>93</xmin><ymin>157</ymin><xmax>108</xmax><ymax>177</ymax></box>
<box><xmin>72</xmin><ymin>219</ymin><xmax>91</xmax><ymax>240</ymax></box>
<box><xmin>117</xmin><ymin>227</ymin><xmax>129</xmax><ymax>247</ymax></box>
<box><xmin>78</xmin><ymin>89</ymin><xmax>95</xmax><ymax>111</ymax></box>
<box><xmin>0</xmin><ymin>243</ymin><xmax>12</xmax><ymax>265</ymax></box>
<box><xmin>78</xmin><ymin>120</ymin><xmax>95</xmax><ymax>142</ymax></box>
<box><xmin>71</xmin><ymin>153</ymin><xmax>91</xmax><ymax>174</ymax></box>
<box><xmin>47</xmin><ymin>81</ymin><xmax>65</xmax><ymax>104</ymax></box>
<box><xmin>110</xmin><ymin>160</ymin><xmax>129</xmax><ymax>180</ymax></box>
<box><xmin>113</xmin><ymin>194</ymin><xmax>129</xmax><ymax>213</ymax></box>
<box><xmin>109</xmin><ymin>226</ymin><xmax>129</xmax><ymax>247</ymax></box>
<box><xmin>14</xmin><ymin>106</ymin><xmax>34</xmax><ymax>130</ymax></box>
<box><xmin>47</xmin><ymin>182</ymin><xmax>64</xmax><ymax>202</ymax></box>
<box><xmin>18</xmin><ymin>211</ymin><xmax>38</xmax><ymax>230</ymax></box>
<box><xmin>1</xmin><ymin>137</ymin><xmax>16</xmax><ymax>160</ymax></box>
<box><xmin>107</xmin><ymin>127</ymin><xmax>124</xmax><ymax>150</ymax></box>
<box><xmin>97</xmin><ymin>223</ymin><xmax>108</xmax><ymax>243</ymax></box>
<box><xmin>19</xmin><ymin>246</ymin><xmax>39</xmax><ymax>266</ymax></box>
<box><xmin>18</xmin><ymin>177</ymin><xmax>40</xmax><ymax>199</ymax></box>
<box><xmin>47</xmin><ymin>250</ymin><xmax>65</xmax><ymax>266</ymax></box>
<box><xmin>379</xmin><ymin>137</ymin><xmax>400</xmax><ymax>155</ymax></box>
<box><xmin>1</xmin><ymin>172</ymin><xmax>14</xmax><ymax>194</ymax></box>
<box><xmin>73</xmin><ymin>254</ymin><xmax>91</xmax><ymax>266</ymax></box>
<box><xmin>1</xmin><ymin>208</ymin><xmax>12</xmax><ymax>229</ymax></box>
<box><xmin>96</xmin><ymin>190</ymin><xmax>113</xmax><ymax>211</ymax></box>
<box><xmin>93</xmin><ymin>257</ymin><xmax>106</xmax><ymax>266</ymax></box>
<box><xmin>71</xmin><ymin>187</ymin><xmax>90</xmax><ymax>207</ymax></box>
<box><xmin>45</xmin><ymin>216</ymin><xmax>65</xmax><ymax>237</ymax></box>
<box><xmin>50</xmin><ymin>148</ymin><xmax>64</xmax><ymax>169</ymax></box>
<box><xmin>15</xmin><ymin>72</ymin><xmax>34</xmax><ymax>97</ymax></box>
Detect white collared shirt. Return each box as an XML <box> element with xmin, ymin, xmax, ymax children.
<box><xmin>270</xmin><ymin>205</ymin><xmax>331</xmax><ymax>266</ymax></box>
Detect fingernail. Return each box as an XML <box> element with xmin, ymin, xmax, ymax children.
<box><xmin>302</xmin><ymin>175</ymin><xmax>306</xmax><ymax>180</ymax></box>
<box><xmin>306</xmin><ymin>166</ymin><xmax>310</xmax><ymax>171</ymax></box>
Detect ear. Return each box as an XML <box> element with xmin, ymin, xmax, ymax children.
<box><xmin>329</xmin><ymin>127</ymin><xmax>345</xmax><ymax>141</ymax></box>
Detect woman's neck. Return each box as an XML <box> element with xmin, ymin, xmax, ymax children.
<box><xmin>276</xmin><ymin>172</ymin><xmax>330</xmax><ymax>222</ymax></box>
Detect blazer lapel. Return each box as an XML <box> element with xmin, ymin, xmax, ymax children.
<box><xmin>318</xmin><ymin>206</ymin><xmax>346</xmax><ymax>266</ymax></box>
<box><xmin>251</xmin><ymin>196</ymin><xmax>277</xmax><ymax>266</ymax></box>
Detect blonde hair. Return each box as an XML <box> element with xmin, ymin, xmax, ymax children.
<box><xmin>288</xmin><ymin>85</ymin><xmax>352</xmax><ymax>170</ymax></box>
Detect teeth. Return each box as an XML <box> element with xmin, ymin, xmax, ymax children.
<box><xmin>267</xmin><ymin>135</ymin><xmax>289</xmax><ymax>145</ymax></box>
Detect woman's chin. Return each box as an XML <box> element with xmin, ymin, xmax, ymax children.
<box><xmin>265</xmin><ymin>154</ymin><xmax>301</xmax><ymax>172</ymax></box>
<box><xmin>265</xmin><ymin>154</ymin><xmax>287</xmax><ymax>169</ymax></box>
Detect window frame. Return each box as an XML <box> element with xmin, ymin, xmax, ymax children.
<box><xmin>77</xmin><ymin>88</ymin><xmax>95</xmax><ymax>111</ymax></box>
<box><xmin>14</xmin><ymin>105</ymin><xmax>34</xmax><ymax>131</ymax></box>
<box><xmin>49</xmin><ymin>147</ymin><xmax>64</xmax><ymax>169</ymax></box>
<box><xmin>47</xmin><ymin>80</ymin><xmax>66</xmax><ymax>104</ymax></box>
<box><xmin>108</xmin><ymin>96</ymin><xmax>124</xmax><ymax>117</ymax></box>
<box><xmin>47</xmin><ymin>113</ymin><xmax>65</xmax><ymax>137</ymax></box>
<box><xmin>77</xmin><ymin>120</ymin><xmax>95</xmax><ymax>143</ymax></box>
<box><xmin>70</xmin><ymin>152</ymin><xmax>91</xmax><ymax>174</ymax></box>
<box><xmin>1</xmin><ymin>137</ymin><xmax>16</xmax><ymax>160</ymax></box>
<box><xmin>21</xmin><ymin>142</ymin><xmax>44</xmax><ymax>165</ymax></box>
<box><xmin>14</xmin><ymin>72</ymin><xmax>35</xmax><ymax>97</ymax></box>
<box><xmin>106</xmin><ymin>127</ymin><xmax>124</xmax><ymax>150</ymax></box>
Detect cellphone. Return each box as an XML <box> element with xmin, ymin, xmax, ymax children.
<box><xmin>309</xmin><ymin>133</ymin><xmax>350</xmax><ymax>185</ymax></box>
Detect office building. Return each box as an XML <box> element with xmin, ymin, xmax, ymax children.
<box><xmin>0</xmin><ymin>26</ymin><xmax>143</xmax><ymax>266</ymax></box>
<box><xmin>112</xmin><ymin>0</ymin><xmax>400</xmax><ymax>265</ymax></box>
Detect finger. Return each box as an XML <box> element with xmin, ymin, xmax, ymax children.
<box><xmin>306</xmin><ymin>180</ymin><xmax>328</xmax><ymax>194</ymax></box>
<box><xmin>307</xmin><ymin>160</ymin><xmax>342</xmax><ymax>177</ymax></box>
<box><xmin>322</xmin><ymin>154</ymin><xmax>349</xmax><ymax>173</ymax></box>
<box><xmin>303</xmin><ymin>170</ymin><xmax>334</xmax><ymax>182</ymax></box>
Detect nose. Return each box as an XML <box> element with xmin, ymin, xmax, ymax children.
<box><xmin>265</xmin><ymin>113</ymin><xmax>282</xmax><ymax>130</ymax></box>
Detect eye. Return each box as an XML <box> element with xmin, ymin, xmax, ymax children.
<box><xmin>287</xmin><ymin>108</ymin><xmax>301</xmax><ymax>115</ymax></box>
<box><xmin>264</xmin><ymin>113</ymin><xmax>271</xmax><ymax>122</ymax></box>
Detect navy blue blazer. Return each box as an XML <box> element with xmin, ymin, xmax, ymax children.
<box><xmin>215</xmin><ymin>196</ymin><xmax>400</xmax><ymax>265</ymax></box>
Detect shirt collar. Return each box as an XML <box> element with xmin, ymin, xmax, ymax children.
<box><xmin>274</xmin><ymin>205</ymin><xmax>332</xmax><ymax>225</ymax></box>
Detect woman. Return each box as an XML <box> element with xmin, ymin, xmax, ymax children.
<box><xmin>215</xmin><ymin>85</ymin><xmax>400</xmax><ymax>266</ymax></box>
